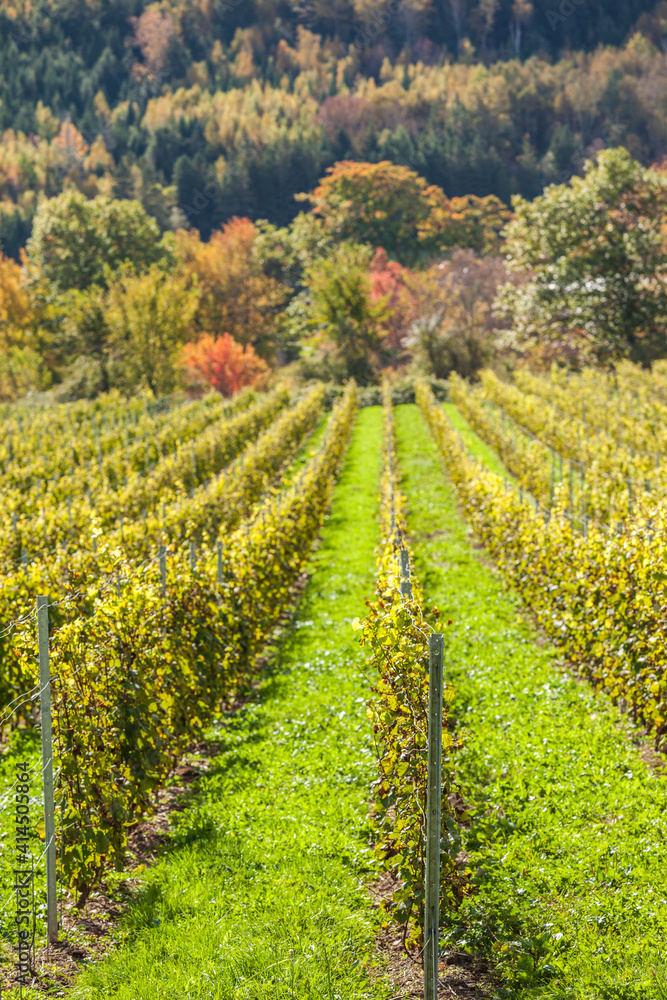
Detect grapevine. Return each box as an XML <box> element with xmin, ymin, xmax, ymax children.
<box><xmin>15</xmin><ymin>382</ymin><xmax>358</xmax><ymax>892</ymax></box>
<box><xmin>0</xmin><ymin>388</ymin><xmax>324</xmax><ymax>711</ymax></box>
<box><xmin>417</xmin><ymin>378</ymin><xmax>667</xmax><ymax>750</ymax></box>
<box><xmin>356</xmin><ymin>382</ymin><xmax>467</xmax><ymax>944</ymax></box>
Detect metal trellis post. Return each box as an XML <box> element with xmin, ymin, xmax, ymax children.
<box><xmin>37</xmin><ymin>596</ymin><xmax>58</xmax><ymax>944</ymax></box>
<box><xmin>424</xmin><ymin>632</ymin><xmax>444</xmax><ymax>1000</ymax></box>
<box><xmin>399</xmin><ymin>548</ymin><xmax>412</xmax><ymax>599</ymax></box>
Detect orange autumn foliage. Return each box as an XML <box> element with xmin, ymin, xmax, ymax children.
<box><xmin>182</xmin><ymin>333</ymin><xmax>270</xmax><ymax>397</ymax></box>
<box><xmin>303</xmin><ymin>160</ymin><xmax>511</xmax><ymax>263</ymax></box>
<box><xmin>175</xmin><ymin>219</ymin><xmax>286</xmax><ymax>356</ymax></box>
<box><xmin>304</xmin><ymin>161</ymin><xmax>431</xmax><ymax>264</ymax></box>
<box><xmin>130</xmin><ymin>7</ymin><xmax>177</xmax><ymax>82</ymax></box>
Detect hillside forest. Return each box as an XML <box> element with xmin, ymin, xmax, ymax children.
<box><xmin>3</xmin><ymin>0</ymin><xmax>667</xmax><ymax>399</ymax></box>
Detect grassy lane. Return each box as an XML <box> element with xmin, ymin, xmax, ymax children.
<box><xmin>395</xmin><ymin>403</ymin><xmax>667</xmax><ymax>999</ymax></box>
<box><xmin>0</xmin><ymin>409</ymin><xmax>334</xmax><ymax>983</ymax></box>
<box><xmin>277</xmin><ymin>410</ymin><xmax>330</xmax><ymax>488</ymax></box>
<box><xmin>63</xmin><ymin>405</ymin><xmax>392</xmax><ymax>1000</ymax></box>
<box><xmin>443</xmin><ymin>403</ymin><xmax>508</xmax><ymax>478</ymax></box>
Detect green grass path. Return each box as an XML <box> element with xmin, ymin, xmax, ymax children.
<box><xmin>443</xmin><ymin>402</ymin><xmax>508</xmax><ymax>478</ymax></box>
<box><xmin>0</xmin><ymin>405</ymin><xmax>335</xmax><ymax>983</ymax></box>
<box><xmin>395</xmin><ymin>404</ymin><xmax>667</xmax><ymax>999</ymax></box>
<box><xmin>67</xmin><ymin>406</ymin><xmax>392</xmax><ymax>1000</ymax></box>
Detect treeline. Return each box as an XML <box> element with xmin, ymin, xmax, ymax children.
<box><xmin>0</xmin><ymin>157</ymin><xmax>511</xmax><ymax>398</ymax></box>
<box><xmin>0</xmin><ymin>0</ymin><xmax>659</xmax><ymax>115</ymax></box>
<box><xmin>1</xmin><ymin>0</ymin><xmax>667</xmax><ymax>255</ymax></box>
<box><xmin>2</xmin><ymin>148</ymin><xmax>665</xmax><ymax>400</ymax></box>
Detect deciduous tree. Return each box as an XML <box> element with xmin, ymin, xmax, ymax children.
<box><xmin>497</xmin><ymin>148</ymin><xmax>667</xmax><ymax>366</ymax></box>
<box><xmin>369</xmin><ymin>247</ymin><xmax>417</xmax><ymax>366</ymax></box>
<box><xmin>182</xmin><ymin>333</ymin><xmax>269</xmax><ymax>396</ymax></box>
<box><xmin>306</xmin><ymin>242</ymin><xmax>388</xmax><ymax>382</ymax></box>
<box><xmin>419</xmin><ymin>190</ymin><xmax>511</xmax><ymax>255</ymax></box>
<box><xmin>304</xmin><ymin>161</ymin><xmax>510</xmax><ymax>264</ymax></box>
<box><xmin>0</xmin><ymin>252</ymin><xmax>50</xmax><ymax>398</ymax></box>
<box><xmin>176</xmin><ymin>219</ymin><xmax>287</xmax><ymax>358</ymax></box>
<box><xmin>105</xmin><ymin>264</ymin><xmax>198</xmax><ymax>394</ymax></box>
<box><xmin>303</xmin><ymin>161</ymin><xmax>431</xmax><ymax>265</ymax></box>
<box><xmin>25</xmin><ymin>192</ymin><xmax>171</xmax><ymax>294</ymax></box>
<box><xmin>410</xmin><ymin>250</ymin><xmax>509</xmax><ymax>379</ymax></box>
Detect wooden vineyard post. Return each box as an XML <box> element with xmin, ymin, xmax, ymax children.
<box><xmin>399</xmin><ymin>548</ymin><xmax>412</xmax><ymax>600</ymax></box>
<box><xmin>37</xmin><ymin>596</ymin><xmax>58</xmax><ymax>945</ymax></box>
<box><xmin>568</xmin><ymin>460</ymin><xmax>573</xmax><ymax>518</ymax></box>
<box><xmin>216</xmin><ymin>542</ymin><xmax>223</xmax><ymax>585</ymax></box>
<box><xmin>425</xmin><ymin>632</ymin><xmax>444</xmax><ymax>1000</ymax></box>
<box><xmin>189</xmin><ymin>541</ymin><xmax>197</xmax><ymax>572</ymax></box>
<box><xmin>159</xmin><ymin>545</ymin><xmax>167</xmax><ymax>601</ymax></box>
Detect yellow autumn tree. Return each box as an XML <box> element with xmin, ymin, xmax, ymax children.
<box><xmin>302</xmin><ymin>160</ymin><xmax>511</xmax><ymax>263</ymax></box>
<box><xmin>304</xmin><ymin>161</ymin><xmax>432</xmax><ymax>265</ymax></box>
<box><xmin>0</xmin><ymin>252</ymin><xmax>49</xmax><ymax>399</ymax></box>
<box><xmin>0</xmin><ymin>252</ymin><xmax>32</xmax><ymax>340</ymax></box>
<box><xmin>419</xmin><ymin>188</ymin><xmax>511</xmax><ymax>255</ymax></box>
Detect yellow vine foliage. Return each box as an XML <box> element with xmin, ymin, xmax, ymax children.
<box><xmin>357</xmin><ymin>382</ymin><xmax>467</xmax><ymax>941</ymax></box>
<box><xmin>417</xmin><ymin>378</ymin><xmax>667</xmax><ymax>751</ymax></box>
<box><xmin>15</xmin><ymin>383</ymin><xmax>357</xmax><ymax>890</ymax></box>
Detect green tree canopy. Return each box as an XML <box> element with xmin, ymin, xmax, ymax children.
<box><xmin>25</xmin><ymin>192</ymin><xmax>172</xmax><ymax>294</ymax></box>
<box><xmin>253</xmin><ymin>213</ymin><xmax>332</xmax><ymax>296</ymax></box>
<box><xmin>105</xmin><ymin>264</ymin><xmax>198</xmax><ymax>395</ymax></box>
<box><xmin>306</xmin><ymin>242</ymin><xmax>388</xmax><ymax>383</ymax></box>
<box><xmin>303</xmin><ymin>161</ymin><xmax>432</xmax><ymax>265</ymax></box>
<box><xmin>497</xmin><ymin>148</ymin><xmax>667</xmax><ymax>366</ymax></box>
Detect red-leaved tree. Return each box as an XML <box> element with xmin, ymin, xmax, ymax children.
<box><xmin>369</xmin><ymin>248</ymin><xmax>417</xmax><ymax>367</ymax></box>
<box><xmin>182</xmin><ymin>333</ymin><xmax>270</xmax><ymax>397</ymax></box>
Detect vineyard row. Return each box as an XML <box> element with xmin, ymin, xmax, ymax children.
<box><xmin>418</xmin><ymin>379</ymin><xmax>667</xmax><ymax>747</ymax></box>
